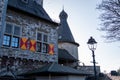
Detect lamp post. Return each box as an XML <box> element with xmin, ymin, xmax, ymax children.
<box><xmin>87</xmin><ymin>36</ymin><xmax>97</xmax><ymax>80</ymax></box>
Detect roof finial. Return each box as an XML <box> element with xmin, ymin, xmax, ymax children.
<box><xmin>59</xmin><ymin>5</ymin><xmax>68</xmax><ymax>20</ymax></box>
<box><xmin>62</xmin><ymin>5</ymin><xmax>64</xmax><ymax>11</ymax></box>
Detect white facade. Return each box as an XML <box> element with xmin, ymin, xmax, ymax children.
<box><xmin>68</xmin><ymin>75</ymin><xmax>86</xmax><ymax>80</ymax></box>
<box><xmin>36</xmin><ymin>75</ymin><xmax>86</xmax><ymax>80</ymax></box>
<box><xmin>58</xmin><ymin>42</ymin><xmax>79</xmax><ymax>60</ymax></box>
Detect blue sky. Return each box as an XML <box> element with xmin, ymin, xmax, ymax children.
<box><xmin>44</xmin><ymin>0</ymin><xmax>120</xmax><ymax>73</ymax></box>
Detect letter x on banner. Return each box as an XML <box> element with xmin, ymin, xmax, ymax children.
<box><xmin>20</xmin><ymin>38</ymin><xmax>28</xmax><ymax>50</ymax></box>
<box><xmin>29</xmin><ymin>40</ymin><xmax>36</xmax><ymax>52</ymax></box>
<box><xmin>48</xmin><ymin>44</ymin><xmax>54</xmax><ymax>55</ymax></box>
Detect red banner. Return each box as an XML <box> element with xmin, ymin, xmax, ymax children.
<box><xmin>48</xmin><ymin>44</ymin><xmax>54</xmax><ymax>55</ymax></box>
<box><xmin>29</xmin><ymin>40</ymin><xmax>36</xmax><ymax>52</ymax></box>
<box><xmin>20</xmin><ymin>38</ymin><xmax>28</xmax><ymax>50</ymax></box>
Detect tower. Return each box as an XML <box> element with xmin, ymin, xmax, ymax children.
<box><xmin>58</xmin><ymin>9</ymin><xmax>75</xmax><ymax>42</ymax></box>
<box><xmin>58</xmin><ymin>9</ymin><xmax>79</xmax><ymax>67</ymax></box>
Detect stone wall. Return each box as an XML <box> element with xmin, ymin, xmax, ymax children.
<box><xmin>5</xmin><ymin>9</ymin><xmax>58</xmax><ymax>62</ymax></box>
<box><xmin>0</xmin><ymin>0</ymin><xmax>4</xmax><ymax>31</ymax></box>
<box><xmin>0</xmin><ymin>8</ymin><xmax>58</xmax><ymax>74</ymax></box>
<box><xmin>0</xmin><ymin>0</ymin><xmax>8</xmax><ymax>47</ymax></box>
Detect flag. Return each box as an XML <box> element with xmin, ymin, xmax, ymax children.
<box><xmin>29</xmin><ymin>40</ymin><xmax>36</xmax><ymax>52</ymax></box>
<box><xmin>20</xmin><ymin>37</ymin><xmax>28</xmax><ymax>50</ymax></box>
<box><xmin>48</xmin><ymin>44</ymin><xmax>54</xmax><ymax>55</ymax></box>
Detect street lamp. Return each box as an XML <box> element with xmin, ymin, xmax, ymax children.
<box><xmin>87</xmin><ymin>36</ymin><xmax>97</xmax><ymax>80</ymax></box>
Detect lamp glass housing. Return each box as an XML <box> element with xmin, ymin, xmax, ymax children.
<box><xmin>87</xmin><ymin>37</ymin><xmax>97</xmax><ymax>51</ymax></box>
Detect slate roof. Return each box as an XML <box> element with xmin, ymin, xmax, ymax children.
<box><xmin>0</xmin><ymin>71</ymin><xmax>15</xmax><ymax>78</ymax></box>
<box><xmin>58</xmin><ymin>49</ymin><xmax>78</xmax><ymax>62</ymax></box>
<box><xmin>58</xmin><ymin>10</ymin><xmax>79</xmax><ymax>46</ymax></box>
<box><xmin>0</xmin><ymin>69</ymin><xmax>16</xmax><ymax>79</ymax></box>
<box><xmin>7</xmin><ymin>0</ymin><xmax>58</xmax><ymax>25</ymax></box>
<box><xmin>19</xmin><ymin>63</ymin><xmax>90</xmax><ymax>76</ymax></box>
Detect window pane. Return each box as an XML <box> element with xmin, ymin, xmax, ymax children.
<box><xmin>11</xmin><ymin>37</ymin><xmax>19</xmax><ymax>48</ymax></box>
<box><xmin>5</xmin><ymin>24</ymin><xmax>13</xmax><ymax>34</ymax></box>
<box><xmin>3</xmin><ymin>35</ymin><xmax>11</xmax><ymax>46</ymax></box>
<box><xmin>43</xmin><ymin>35</ymin><xmax>48</xmax><ymax>42</ymax></box>
<box><xmin>43</xmin><ymin>43</ymin><xmax>48</xmax><ymax>53</ymax></box>
<box><xmin>14</xmin><ymin>26</ymin><xmax>20</xmax><ymax>36</ymax></box>
<box><xmin>37</xmin><ymin>42</ymin><xmax>42</xmax><ymax>52</ymax></box>
<box><xmin>37</xmin><ymin>33</ymin><xmax>42</xmax><ymax>41</ymax></box>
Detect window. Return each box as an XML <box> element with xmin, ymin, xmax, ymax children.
<box><xmin>3</xmin><ymin>23</ymin><xmax>21</xmax><ymax>48</ymax></box>
<box><xmin>37</xmin><ymin>42</ymin><xmax>42</xmax><ymax>52</ymax></box>
<box><xmin>11</xmin><ymin>36</ymin><xmax>19</xmax><ymax>48</ymax></box>
<box><xmin>42</xmin><ymin>34</ymin><xmax>48</xmax><ymax>53</ymax></box>
<box><xmin>3</xmin><ymin>35</ymin><xmax>11</xmax><ymax>47</ymax></box>
<box><xmin>42</xmin><ymin>43</ymin><xmax>48</xmax><ymax>53</ymax></box>
<box><xmin>36</xmin><ymin>32</ymin><xmax>48</xmax><ymax>53</ymax></box>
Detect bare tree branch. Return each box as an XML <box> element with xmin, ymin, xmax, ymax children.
<box><xmin>97</xmin><ymin>0</ymin><xmax>120</xmax><ymax>41</ymax></box>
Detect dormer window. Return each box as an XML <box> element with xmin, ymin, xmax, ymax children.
<box><xmin>21</xmin><ymin>0</ymin><xmax>28</xmax><ymax>4</ymax></box>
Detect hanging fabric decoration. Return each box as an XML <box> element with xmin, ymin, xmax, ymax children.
<box><xmin>48</xmin><ymin>44</ymin><xmax>54</xmax><ymax>55</ymax></box>
<box><xmin>20</xmin><ymin>37</ymin><xmax>28</xmax><ymax>50</ymax></box>
<box><xmin>29</xmin><ymin>40</ymin><xmax>36</xmax><ymax>52</ymax></box>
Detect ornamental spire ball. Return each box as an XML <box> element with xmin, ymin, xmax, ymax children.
<box><xmin>59</xmin><ymin>9</ymin><xmax>68</xmax><ymax>20</ymax></box>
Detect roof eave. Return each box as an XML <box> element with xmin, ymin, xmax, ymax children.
<box><xmin>58</xmin><ymin>41</ymin><xmax>80</xmax><ymax>46</ymax></box>
<box><xmin>18</xmin><ymin>63</ymin><xmax>91</xmax><ymax>76</ymax></box>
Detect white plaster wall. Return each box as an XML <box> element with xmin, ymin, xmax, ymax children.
<box><xmin>68</xmin><ymin>75</ymin><xmax>86</xmax><ymax>80</ymax></box>
<box><xmin>36</xmin><ymin>75</ymin><xmax>86</xmax><ymax>80</ymax></box>
<box><xmin>58</xmin><ymin>42</ymin><xmax>79</xmax><ymax>60</ymax></box>
<box><xmin>36</xmin><ymin>76</ymin><xmax>67</xmax><ymax>80</ymax></box>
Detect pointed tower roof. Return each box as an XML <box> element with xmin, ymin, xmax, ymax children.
<box><xmin>58</xmin><ymin>10</ymin><xmax>79</xmax><ymax>46</ymax></box>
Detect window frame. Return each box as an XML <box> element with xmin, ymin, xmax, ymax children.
<box><xmin>2</xmin><ymin>23</ymin><xmax>21</xmax><ymax>48</ymax></box>
<box><xmin>36</xmin><ymin>31</ymin><xmax>49</xmax><ymax>53</ymax></box>
<box><xmin>3</xmin><ymin>34</ymin><xmax>11</xmax><ymax>47</ymax></box>
<box><xmin>11</xmin><ymin>36</ymin><xmax>20</xmax><ymax>48</ymax></box>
